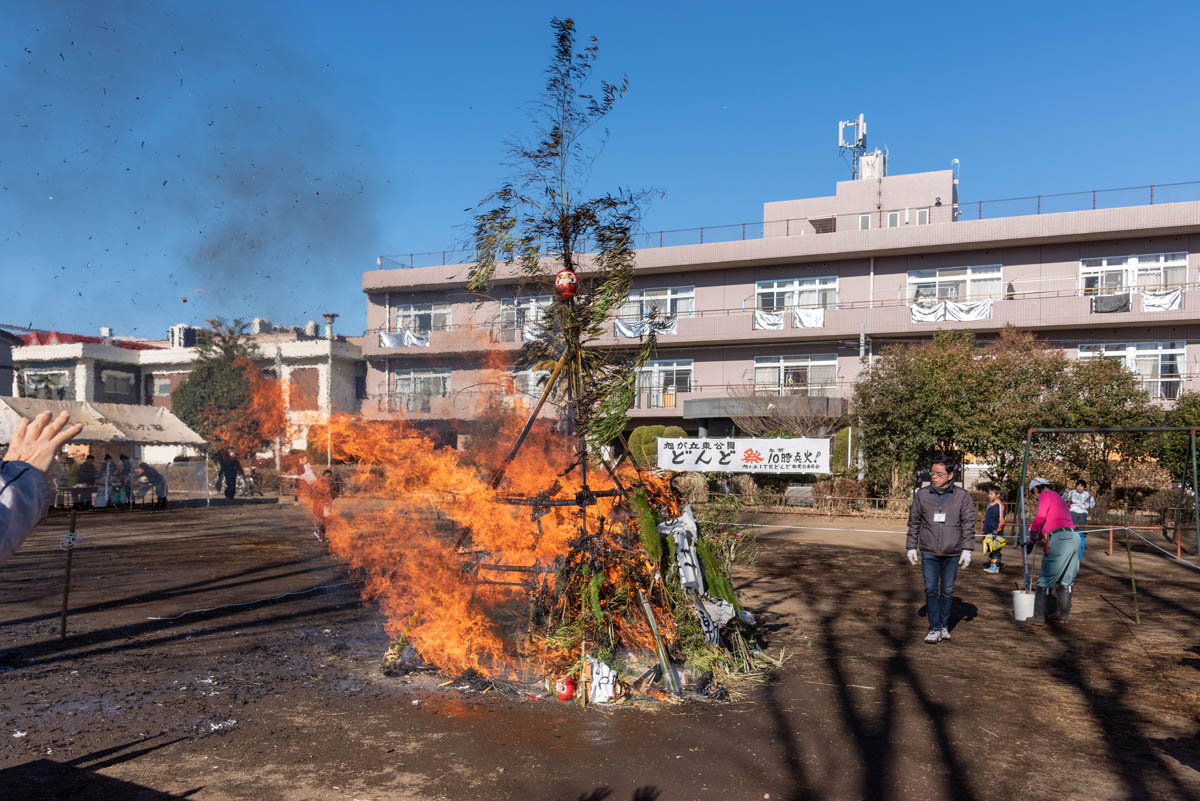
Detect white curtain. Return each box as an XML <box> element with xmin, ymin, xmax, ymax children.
<box><xmin>378</xmin><ymin>331</ymin><xmax>404</xmax><ymax>347</ymax></box>
<box><xmin>945</xmin><ymin>299</ymin><xmax>993</xmax><ymax>321</ymax></box>
<box><xmin>754</xmin><ymin>310</ymin><xmax>784</xmax><ymax>330</ymax></box>
<box><xmin>792</xmin><ymin>307</ymin><xmax>825</xmax><ymax>328</ymax></box>
<box><xmin>1143</xmin><ymin>288</ymin><xmax>1182</xmax><ymax>312</ymax></box>
<box><xmin>910</xmin><ymin>301</ymin><xmax>946</xmax><ymax>323</ymax></box>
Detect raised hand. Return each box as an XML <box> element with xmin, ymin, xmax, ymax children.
<box><xmin>3</xmin><ymin>411</ymin><xmax>84</xmax><ymax>474</ymax></box>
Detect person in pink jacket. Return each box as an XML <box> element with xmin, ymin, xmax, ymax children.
<box><xmin>1026</xmin><ymin>477</ymin><xmax>1082</xmax><ymax>624</ymax></box>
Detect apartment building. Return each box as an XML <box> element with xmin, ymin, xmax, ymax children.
<box><xmin>360</xmin><ymin>164</ymin><xmax>1200</xmax><ymax>438</ymax></box>
<box><xmin>9</xmin><ymin>320</ymin><xmax>365</xmax><ymax>450</ymax></box>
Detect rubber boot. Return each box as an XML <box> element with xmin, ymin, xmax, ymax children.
<box><xmin>1052</xmin><ymin>585</ymin><xmax>1073</xmax><ymax>623</ymax></box>
<box><xmin>1029</xmin><ymin>587</ymin><xmax>1049</xmax><ymax>625</ymax></box>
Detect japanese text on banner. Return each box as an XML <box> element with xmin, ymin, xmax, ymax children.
<box><xmin>656</xmin><ymin>437</ymin><xmax>831</xmax><ymax>474</ymax></box>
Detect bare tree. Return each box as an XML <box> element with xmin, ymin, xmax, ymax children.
<box><xmin>725</xmin><ymin>383</ymin><xmax>848</xmax><ymax>438</ymax></box>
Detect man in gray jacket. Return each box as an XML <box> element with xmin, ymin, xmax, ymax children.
<box><xmin>906</xmin><ymin>458</ymin><xmax>976</xmax><ymax>643</ymax></box>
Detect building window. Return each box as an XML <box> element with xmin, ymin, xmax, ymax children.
<box><xmin>756</xmin><ymin>276</ymin><xmax>839</xmax><ymax>313</ymax></box>
<box><xmin>916</xmin><ymin>208</ymin><xmax>929</xmax><ymax>225</ymax></box>
<box><xmin>1078</xmin><ymin>341</ymin><xmax>1183</xmax><ymax>400</ymax></box>
<box><xmin>389</xmin><ymin>367</ymin><xmax>450</xmax><ymax>413</ymax></box>
<box><xmin>887</xmin><ymin>211</ymin><xmax>900</xmax><ymax>228</ymax></box>
<box><xmin>1080</xmin><ymin>251</ymin><xmax>1187</xmax><ymax>296</ymax></box>
<box><xmin>152</xmin><ymin>378</ymin><xmax>172</xmax><ymax>397</ymax></box>
<box><xmin>20</xmin><ymin>369</ymin><xmax>72</xmax><ymax>400</ymax></box>
<box><xmin>753</xmin><ymin>355</ymin><xmax>837</xmax><ymax>396</ymax></box>
<box><xmin>636</xmin><ymin>360</ymin><xmax>693</xmax><ymax>409</ymax></box>
<box><xmin>908</xmin><ymin>264</ymin><xmax>1002</xmax><ymax>303</ymax></box>
<box><xmin>499</xmin><ymin>296</ymin><xmax>553</xmax><ymax>341</ymax></box>
<box><xmin>511</xmin><ymin>369</ymin><xmax>551</xmax><ymax>400</ymax></box>
<box><xmin>390</xmin><ymin>302</ymin><xmax>451</xmax><ymax>333</ymax></box>
<box><xmin>858</xmin><ymin>214</ymin><xmax>870</xmax><ymax>231</ymax></box>
<box><xmin>811</xmin><ymin>217</ymin><xmax>835</xmax><ymax>234</ymax></box>
<box><xmin>100</xmin><ymin>369</ymin><xmax>136</xmax><ymax>398</ymax></box>
<box><xmin>620</xmin><ymin>286</ymin><xmax>695</xmax><ymax>322</ymax></box>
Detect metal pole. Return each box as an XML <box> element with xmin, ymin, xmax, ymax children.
<box><xmin>1018</xmin><ymin>430</ymin><xmax>1033</xmax><ymax>589</ymax></box>
<box><xmin>327</xmin><ymin>345</ymin><xmax>333</xmax><ymax>467</ymax></box>
<box><xmin>60</xmin><ymin>510</ymin><xmax>76</xmax><ymax>640</ymax></box>
<box><xmin>274</xmin><ymin>345</ymin><xmax>284</xmax><ymax>473</ymax></box>
<box><xmin>1191</xmin><ymin>429</ymin><xmax>1200</xmax><ymax>556</ymax></box>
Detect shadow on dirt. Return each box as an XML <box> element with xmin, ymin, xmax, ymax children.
<box><xmin>0</xmin><ymin>736</ymin><xmax>198</xmax><ymax>800</ymax></box>
<box><xmin>572</xmin><ymin>788</ymin><xmax>660</xmax><ymax>801</ymax></box>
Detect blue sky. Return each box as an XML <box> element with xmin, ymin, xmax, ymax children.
<box><xmin>3</xmin><ymin>1</ymin><xmax>1198</xmax><ymax>338</ymax></box>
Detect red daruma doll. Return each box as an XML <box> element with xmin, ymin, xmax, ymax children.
<box><xmin>554</xmin><ymin>269</ymin><xmax>578</xmax><ymax>300</ymax></box>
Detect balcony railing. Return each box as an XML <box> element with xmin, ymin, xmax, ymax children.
<box><xmin>377</xmin><ymin>180</ymin><xmax>1200</xmax><ymax>269</ymax></box>
<box><xmin>365</xmin><ymin>280</ymin><xmax>1195</xmax><ymax>350</ymax></box>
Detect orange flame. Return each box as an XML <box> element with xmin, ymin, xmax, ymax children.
<box><xmin>202</xmin><ymin>356</ymin><xmax>287</xmax><ymax>458</ymax></box>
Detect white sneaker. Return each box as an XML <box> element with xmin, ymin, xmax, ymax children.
<box><xmin>940</xmin><ymin>627</ymin><xmax>951</xmax><ymax>641</ymax></box>
<box><xmin>924</xmin><ymin>629</ymin><xmax>941</xmax><ymax>644</ymax></box>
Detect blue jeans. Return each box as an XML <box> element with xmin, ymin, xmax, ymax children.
<box><xmin>921</xmin><ymin>553</ymin><xmax>959</xmax><ymax>632</ymax></box>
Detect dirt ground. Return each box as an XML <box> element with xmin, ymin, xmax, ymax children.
<box><xmin>2</xmin><ymin>503</ymin><xmax>1199</xmax><ymax>801</ymax></box>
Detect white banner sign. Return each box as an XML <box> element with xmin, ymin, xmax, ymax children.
<box><xmin>656</xmin><ymin>437</ymin><xmax>831</xmax><ymax>474</ymax></box>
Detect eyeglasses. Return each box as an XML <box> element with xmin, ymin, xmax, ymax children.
<box><xmin>930</xmin><ymin>470</ymin><xmax>949</xmax><ymax>476</ymax></box>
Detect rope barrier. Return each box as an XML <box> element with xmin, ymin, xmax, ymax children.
<box><xmin>1124</xmin><ymin>529</ymin><xmax>1200</xmax><ymax>573</ymax></box>
<box><xmin>146</xmin><ymin>580</ymin><xmax>361</xmax><ymax>621</ymax></box>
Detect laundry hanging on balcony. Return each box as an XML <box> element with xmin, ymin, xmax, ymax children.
<box><xmin>945</xmin><ymin>299</ymin><xmax>992</xmax><ymax>321</ymax></box>
<box><xmin>910</xmin><ymin>299</ymin><xmax>993</xmax><ymax>323</ymax></box>
<box><xmin>792</xmin><ymin>307</ymin><xmax>826</xmax><ymax>328</ymax></box>
<box><xmin>1091</xmin><ymin>292</ymin><xmax>1131</xmax><ymax>314</ymax></box>
<box><xmin>613</xmin><ymin>316</ymin><xmax>679</xmax><ymax>338</ymax></box>
<box><xmin>1142</xmin><ymin>288</ymin><xmax>1182</xmax><ymax>312</ymax></box>
<box><xmin>378</xmin><ymin>329</ymin><xmax>430</xmax><ymax>347</ymax></box>
<box><xmin>911</xmin><ymin>301</ymin><xmax>946</xmax><ymax>323</ymax></box>
<box><xmin>754</xmin><ymin>310</ymin><xmax>784</xmax><ymax>330</ymax></box>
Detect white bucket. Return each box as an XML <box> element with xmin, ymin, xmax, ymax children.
<box><xmin>1012</xmin><ymin>589</ymin><xmax>1036</xmax><ymax>621</ymax></box>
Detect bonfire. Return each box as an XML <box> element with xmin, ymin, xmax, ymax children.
<box><xmin>300</xmin><ymin>396</ymin><xmax>767</xmax><ymax>704</ymax></box>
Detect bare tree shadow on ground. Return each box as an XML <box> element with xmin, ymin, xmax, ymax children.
<box><xmin>0</xmin><ymin>736</ymin><xmax>198</xmax><ymax>801</ymax></box>
<box><xmin>573</xmin><ymin>787</ymin><xmax>661</xmax><ymax>801</ymax></box>
<box><xmin>1048</xmin><ymin>626</ymin><xmax>1200</xmax><ymax>801</ymax></box>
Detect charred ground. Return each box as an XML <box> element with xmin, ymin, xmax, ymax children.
<box><xmin>1</xmin><ymin>504</ymin><xmax>1198</xmax><ymax>800</ymax></box>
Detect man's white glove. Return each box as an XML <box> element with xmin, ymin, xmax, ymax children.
<box><xmin>959</xmin><ymin>550</ymin><xmax>972</xmax><ymax>568</ymax></box>
<box><xmin>906</xmin><ymin>549</ymin><xmax>919</xmax><ymax>566</ymax></box>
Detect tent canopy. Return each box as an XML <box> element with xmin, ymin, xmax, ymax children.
<box><xmin>0</xmin><ymin>398</ymin><xmax>206</xmax><ymax>447</ymax></box>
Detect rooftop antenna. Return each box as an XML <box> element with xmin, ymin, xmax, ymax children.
<box><xmin>838</xmin><ymin>114</ymin><xmax>868</xmax><ymax>179</ymax></box>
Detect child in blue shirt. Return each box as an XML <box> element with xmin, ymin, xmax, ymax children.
<box><xmin>981</xmin><ymin>485</ymin><xmax>1006</xmax><ymax>575</ymax></box>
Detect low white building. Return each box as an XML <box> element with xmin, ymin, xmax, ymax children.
<box><xmin>8</xmin><ymin>321</ymin><xmax>364</xmax><ymax>452</ymax></box>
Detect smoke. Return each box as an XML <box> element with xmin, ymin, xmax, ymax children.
<box><xmin>1</xmin><ymin>2</ymin><xmax>381</xmax><ymax>331</ymax></box>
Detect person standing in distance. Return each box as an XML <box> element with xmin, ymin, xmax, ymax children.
<box><xmin>1065</xmin><ymin>479</ymin><xmax>1094</xmax><ymax>528</ymax></box>
<box><xmin>906</xmin><ymin>458</ymin><xmax>976</xmax><ymax>644</ymax></box>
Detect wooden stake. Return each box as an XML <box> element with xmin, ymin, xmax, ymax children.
<box><xmin>489</xmin><ymin>350</ymin><xmax>569</xmax><ymax>489</ymax></box>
